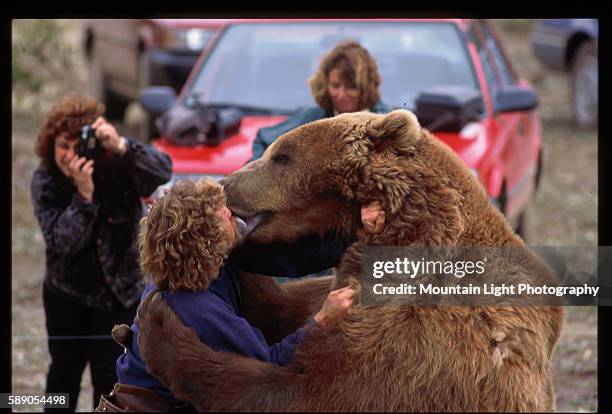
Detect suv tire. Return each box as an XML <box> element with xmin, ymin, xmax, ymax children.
<box><xmin>570</xmin><ymin>40</ymin><xmax>598</xmax><ymax>129</ymax></box>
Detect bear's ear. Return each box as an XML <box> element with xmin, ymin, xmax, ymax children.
<box><xmin>366</xmin><ymin>109</ymin><xmax>421</xmax><ymax>152</ymax></box>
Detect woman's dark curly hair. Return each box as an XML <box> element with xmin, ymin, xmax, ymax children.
<box><xmin>139</xmin><ymin>179</ymin><xmax>234</xmax><ymax>291</ymax></box>
<box><xmin>309</xmin><ymin>40</ymin><xmax>381</xmax><ymax>111</ymax></box>
<box><xmin>35</xmin><ymin>93</ymin><xmax>105</xmax><ymax>169</ymax></box>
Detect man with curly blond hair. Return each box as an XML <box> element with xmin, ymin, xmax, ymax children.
<box><xmin>103</xmin><ymin>179</ymin><xmax>384</xmax><ymax>411</ymax></box>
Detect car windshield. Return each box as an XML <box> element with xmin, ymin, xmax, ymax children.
<box><xmin>188</xmin><ymin>21</ymin><xmax>478</xmax><ymax>114</ymax></box>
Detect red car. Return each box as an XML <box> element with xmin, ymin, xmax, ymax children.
<box><xmin>141</xmin><ymin>19</ymin><xmax>542</xmax><ymax>239</ymax></box>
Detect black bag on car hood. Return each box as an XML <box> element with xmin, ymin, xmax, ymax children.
<box><xmin>155</xmin><ymin>104</ymin><xmax>243</xmax><ymax>147</ymax></box>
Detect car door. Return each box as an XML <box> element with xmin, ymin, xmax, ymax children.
<box><xmin>472</xmin><ymin>20</ymin><xmax>540</xmax><ymax>224</ymax></box>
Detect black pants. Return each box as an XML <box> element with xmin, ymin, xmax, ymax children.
<box><xmin>43</xmin><ymin>284</ymin><xmax>138</xmax><ymax>412</ymax></box>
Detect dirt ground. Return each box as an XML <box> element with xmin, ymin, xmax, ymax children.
<box><xmin>11</xmin><ymin>20</ymin><xmax>598</xmax><ymax>412</ymax></box>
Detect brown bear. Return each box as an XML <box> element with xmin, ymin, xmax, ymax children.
<box><xmin>135</xmin><ymin>109</ymin><xmax>565</xmax><ymax>412</ymax></box>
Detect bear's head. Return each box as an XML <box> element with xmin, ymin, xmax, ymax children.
<box><xmin>224</xmin><ymin>109</ymin><xmax>490</xmax><ymax>246</ymax></box>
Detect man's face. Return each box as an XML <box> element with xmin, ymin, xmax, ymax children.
<box><xmin>217</xmin><ymin>204</ymin><xmax>240</xmax><ymax>249</ymax></box>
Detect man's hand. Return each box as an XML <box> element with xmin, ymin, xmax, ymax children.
<box><xmin>92</xmin><ymin>116</ymin><xmax>127</xmax><ymax>156</ymax></box>
<box><xmin>111</xmin><ymin>324</ymin><xmax>133</xmax><ymax>349</ymax></box>
<box><xmin>357</xmin><ymin>200</ymin><xmax>385</xmax><ymax>239</ymax></box>
<box><xmin>68</xmin><ymin>156</ymin><xmax>95</xmax><ymax>202</ymax></box>
<box><xmin>313</xmin><ymin>286</ymin><xmax>357</xmax><ymax>330</ymax></box>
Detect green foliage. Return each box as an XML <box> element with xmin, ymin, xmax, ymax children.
<box><xmin>12</xmin><ymin>56</ymin><xmax>42</xmax><ymax>92</ymax></box>
<box><xmin>12</xmin><ymin>20</ymin><xmax>82</xmax><ymax>100</ymax></box>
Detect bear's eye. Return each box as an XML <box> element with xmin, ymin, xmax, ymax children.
<box><xmin>272</xmin><ymin>154</ymin><xmax>290</xmax><ymax>165</ymax></box>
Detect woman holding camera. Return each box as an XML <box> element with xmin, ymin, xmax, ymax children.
<box><xmin>31</xmin><ymin>93</ymin><xmax>172</xmax><ymax>411</ymax></box>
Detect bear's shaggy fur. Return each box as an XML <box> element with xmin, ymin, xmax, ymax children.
<box><xmin>136</xmin><ymin>110</ymin><xmax>565</xmax><ymax>412</ymax></box>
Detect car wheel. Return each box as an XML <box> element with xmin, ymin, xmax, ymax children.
<box><xmin>88</xmin><ymin>42</ymin><xmax>126</xmax><ymax>120</ymax></box>
<box><xmin>570</xmin><ymin>40</ymin><xmax>598</xmax><ymax>129</ymax></box>
<box><xmin>515</xmin><ymin>197</ymin><xmax>535</xmax><ymax>244</ymax></box>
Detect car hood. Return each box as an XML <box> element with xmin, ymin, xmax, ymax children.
<box><xmin>153</xmin><ymin>115</ymin><xmax>288</xmax><ymax>175</ymax></box>
<box><xmin>153</xmin><ymin>115</ymin><xmax>486</xmax><ymax>176</ymax></box>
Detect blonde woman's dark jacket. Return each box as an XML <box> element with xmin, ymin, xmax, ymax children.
<box><xmin>250</xmin><ymin>101</ymin><xmax>390</xmax><ymax>162</ymax></box>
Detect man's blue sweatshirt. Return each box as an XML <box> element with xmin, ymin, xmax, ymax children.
<box><xmin>116</xmin><ymin>263</ymin><xmax>314</xmax><ymax>400</ymax></box>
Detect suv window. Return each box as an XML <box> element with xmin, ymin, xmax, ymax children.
<box><xmin>479</xmin><ymin>22</ymin><xmax>516</xmax><ymax>86</ymax></box>
<box><xmin>467</xmin><ymin>23</ymin><xmax>495</xmax><ymax>115</ymax></box>
<box><xmin>470</xmin><ymin>20</ymin><xmax>517</xmax><ymax>114</ymax></box>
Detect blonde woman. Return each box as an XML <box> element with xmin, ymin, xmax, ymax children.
<box><xmin>250</xmin><ymin>40</ymin><xmax>390</xmax><ymax>161</ymax></box>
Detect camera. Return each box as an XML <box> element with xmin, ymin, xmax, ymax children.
<box><xmin>79</xmin><ymin>125</ymin><xmax>101</xmax><ymax>160</ymax></box>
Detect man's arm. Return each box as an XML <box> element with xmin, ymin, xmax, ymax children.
<box><xmin>231</xmin><ymin>232</ymin><xmax>349</xmax><ymax>277</ymax></box>
<box><xmin>137</xmin><ymin>288</ymin><xmax>353</xmax><ymax>411</ymax></box>
<box><xmin>168</xmin><ymin>288</ymin><xmax>316</xmax><ymax>367</ymax></box>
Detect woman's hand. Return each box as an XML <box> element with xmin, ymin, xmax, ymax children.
<box><xmin>357</xmin><ymin>200</ymin><xmax>385</xmax><ymax>239</ymax></box>
<box><xmin>68</xmin><ymin>156</ymin><xmax>95</xmax><ymax>202</ymax></box>
<box><xmin>313</xmin><ymin>286</ymin><xmax>357</xmax><ymax>330</ymax></box>
<box><xmin>92</xmin><ymin>116</ymin><xmax>127</xmax><ymax>156</ymax></box>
